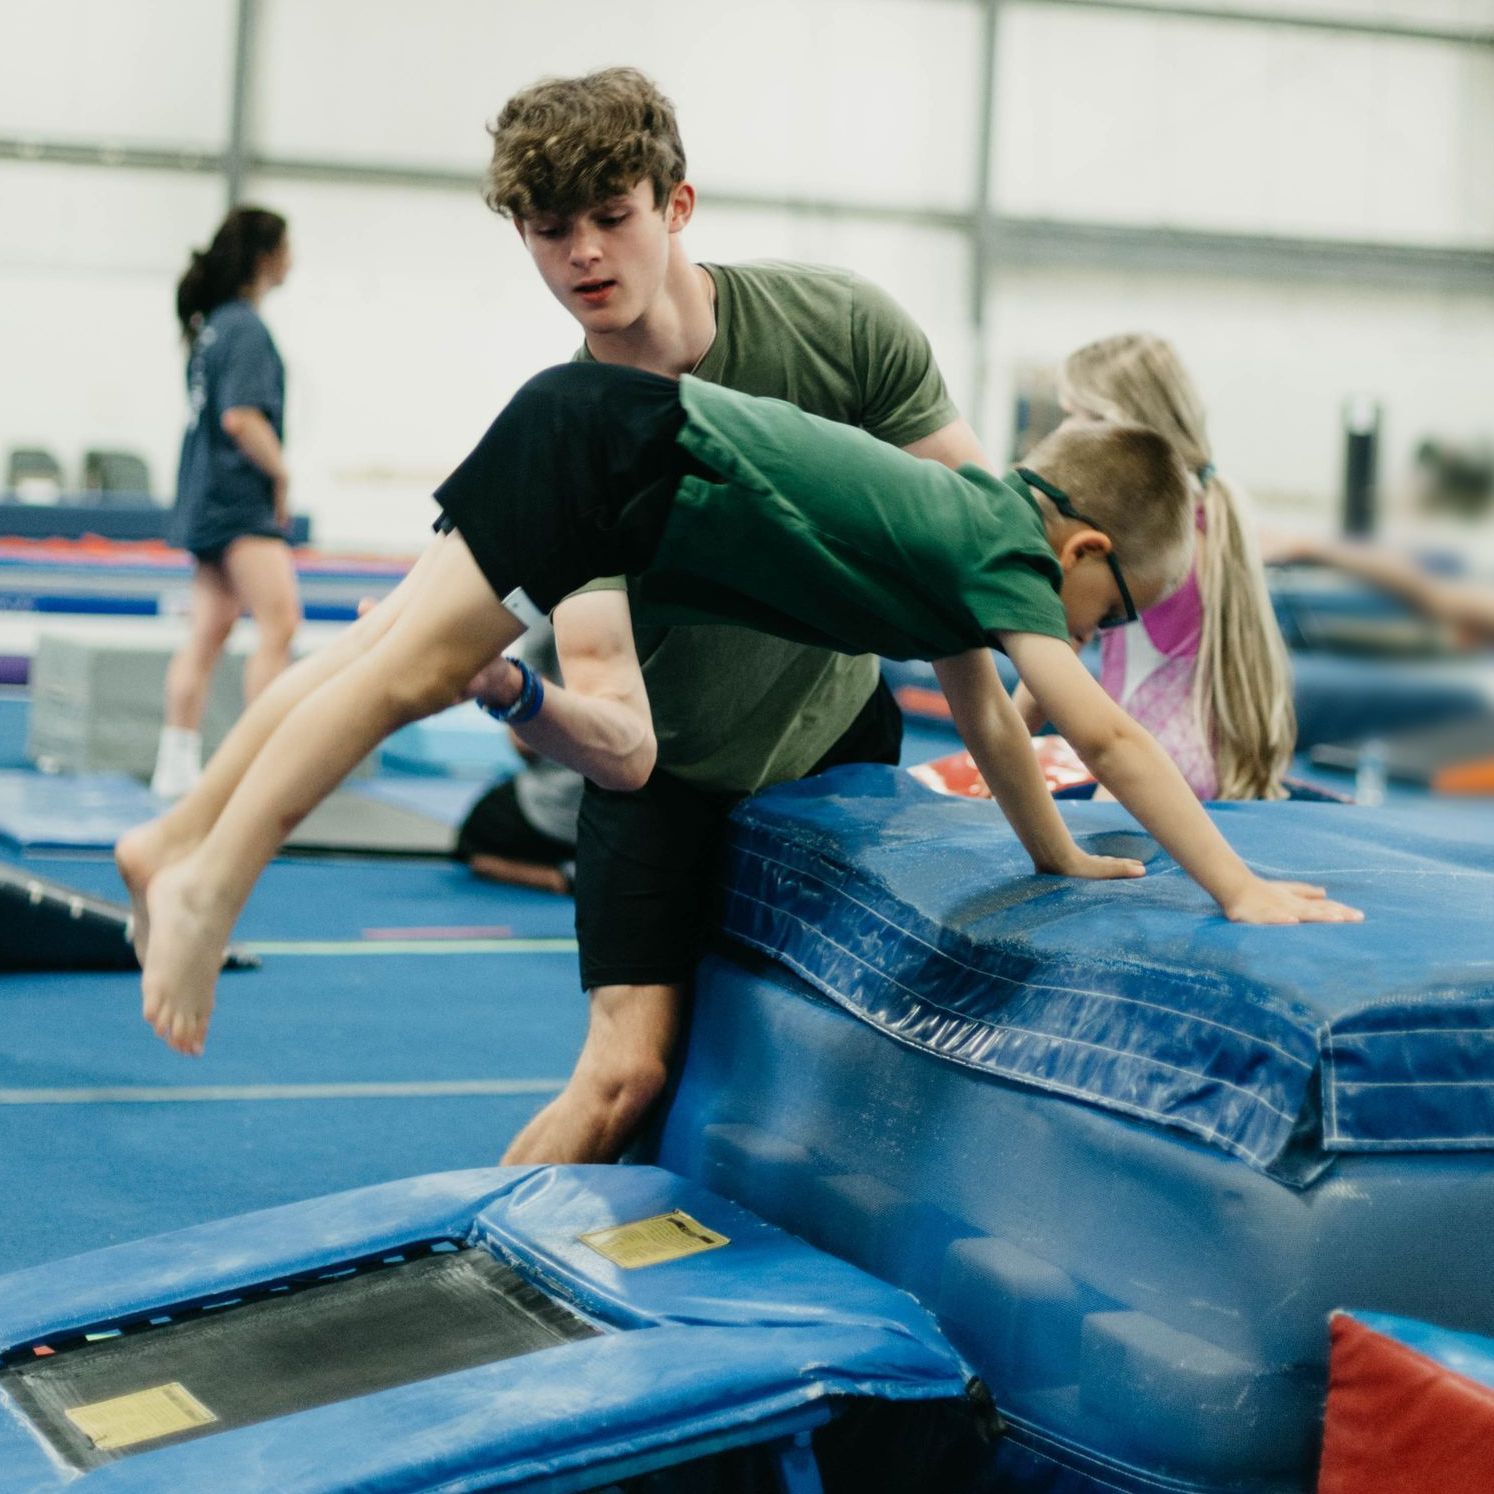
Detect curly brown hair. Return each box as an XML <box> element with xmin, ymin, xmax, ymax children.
<box><xmin>485</xmin><ymin>68</ymin><xmax>687</xmax><ymax>221</ymax></box>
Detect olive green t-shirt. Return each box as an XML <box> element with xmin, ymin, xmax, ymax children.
<box><xmin>634</xmin><ymin>376</ymin><xmax>1068</xmax><ymax>660</ymax></box>
<box><xmin>578</xmin><ymin>259</ymin><xmax>958</xmax><ymax>793</ymax></box>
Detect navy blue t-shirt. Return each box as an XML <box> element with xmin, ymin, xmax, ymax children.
<box><xmin>172</xmin><ymin>300</ymin><xmax>285</xmax><ymax>556</ymax></box>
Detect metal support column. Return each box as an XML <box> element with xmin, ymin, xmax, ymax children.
<box><xmin>225</xmin><ymin>0</ymin><xmax>258</xmax><ymax>208</ymax></box>
<box><xmin>969</xmin><ymin>0</ymin><xmax>1002</xmax><ymax>446</ymax></box>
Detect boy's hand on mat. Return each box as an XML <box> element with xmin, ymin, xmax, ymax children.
<box><xmin>1223</xmin><ymin>877</ymin><xmax>1364</xmax><ymax>926</ymax></box>
<box><xmin>1039</xmin><ymin>848</ymin><xmax>1147</xmax><ymax>881</ymax></box>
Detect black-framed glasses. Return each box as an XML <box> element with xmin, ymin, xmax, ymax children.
<box><xmin>1016</xmin><ymin>467</ymin><xmax>1139</xmax><ymax>630</ymax></box>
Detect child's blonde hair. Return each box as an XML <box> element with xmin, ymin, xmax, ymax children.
<box><xmin>1060</xmin><ymin>333</ymin><xmax>1295</xmax><ymax>800</ymax></box>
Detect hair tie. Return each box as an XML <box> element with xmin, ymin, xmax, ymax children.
<box><xmin>1197</xmin><ymin>462</ymin><xmax>1217</xmax><ymax>484</ymax></box>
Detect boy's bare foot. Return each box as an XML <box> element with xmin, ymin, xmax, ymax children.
<box><xmin>141</xmin><ymin>859</ymin><xmax>235</xmax><ymax>1057</ymax></box>
<box><xmin>115</xmin><ymin>818</ymin><xmax>196</xmax><ymax>966</ymax></box>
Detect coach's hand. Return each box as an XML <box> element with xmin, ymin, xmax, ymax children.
<box><xmin>467</xmin><ymin>654</ymin><xmax>525</xmax><ymax>712</ymax></box>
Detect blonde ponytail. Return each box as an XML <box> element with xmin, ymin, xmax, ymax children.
<box><xmin>1195</xmin><ymin>471</ymin><xmax>1295</xmax><ymax>799</ymax></box>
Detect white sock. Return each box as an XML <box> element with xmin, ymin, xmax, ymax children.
<box><xmin>150</xmin><ymin>726</ymin><xmax>202</xmax><ymax>798</ymax></box>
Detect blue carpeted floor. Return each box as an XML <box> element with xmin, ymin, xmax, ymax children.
<box><xmin>0</xmin><ymin>853</ymin><xmax>587</xmax><ymax>1271</ymax></box>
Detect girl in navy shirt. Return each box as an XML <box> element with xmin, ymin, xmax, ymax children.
<box><xmin>152</xmin><ymin>207</ymin><xmax>302</xmax><ymax>797</ymax></box>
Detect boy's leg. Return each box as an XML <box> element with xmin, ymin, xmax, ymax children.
<box><xmin>117</xmin><ymin>543</ymin><xmax>440</xmax><ymax>959</ymax></box>
<box><xmin>142</xmin><ymin>533</ymin><xmax>525</xmax><ymax>1055</ymax></box>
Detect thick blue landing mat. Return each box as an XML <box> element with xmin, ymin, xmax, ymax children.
<box><xmin>723</xmin><ymin>764</ymin><xmax>1494</xmax><ymax>1181</ymax></box>
<box><xmin>0</xmin><ymin>1166</ymin><xmax>970</xmax><ymax>1492</ymax></box>
<box><xmin>655</xmin><ymin>954</ymin><xmax>1494</xmax><ymax>1493</ymax></box>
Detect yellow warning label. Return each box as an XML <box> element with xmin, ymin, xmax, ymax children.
<box><xmin>578</xmin><ymin>1209</ymin><xmax>730</xmax><ymax>1268</ymax></box>
<box><xmin>65</xmin><ymin>1382</ymin><xmax>217</xmax><ymax>1450</ymax></box>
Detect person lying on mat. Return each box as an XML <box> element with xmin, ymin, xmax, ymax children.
<box><xmin>123</xmin><ymin>362</ymin><xmax>1363</xmax><ymax>1056</ymax></box>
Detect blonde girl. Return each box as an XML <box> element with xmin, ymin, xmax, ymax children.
<box><xmin>1056</xmin><ymin>334</ymin><xmax>1294</xmax><ymax>800</ymax></box>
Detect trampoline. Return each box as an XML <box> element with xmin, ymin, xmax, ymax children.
<box><xmin>0</xmin><ymin>1165</ymin><xmax>975</xmax><ymax>1492</ymax></box>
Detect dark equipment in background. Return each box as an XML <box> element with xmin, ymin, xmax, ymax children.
<box><xmin>1342</xmin><ymin>396</ymin><xmax>1380</xmax><ymax>538</ymax></box>
<box><xmin>0</xmin><ymin>862</ymin><xmax>258</xmax><ymax>973</ymax></box>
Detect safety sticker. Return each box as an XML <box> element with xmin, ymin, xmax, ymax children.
<box><xmin>578</xmin><ymin>1209</ymin><xmax>730</xmax><ymax>1268</ymax></box>
<box><xmin>64</xmin><ymin>1382</ymin><xmax>218</xmax><ymax>1450</ymax></box>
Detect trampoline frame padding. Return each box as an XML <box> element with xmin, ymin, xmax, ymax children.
<box><xmin>0</xmin><ymin>1165</ymin><xmax>971</xmax><ymax>1492</ymax></box>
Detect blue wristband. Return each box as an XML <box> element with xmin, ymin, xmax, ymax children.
<box><xmin>479</xmin><ymin>657</ymin><xmax>545</xmax><ymax>725</ymax></box>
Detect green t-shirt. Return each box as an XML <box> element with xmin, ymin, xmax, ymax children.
<box><xmin>635</xmin><ymin>376</ymin><xmax>1068</xmax><ymax>660</ymax></box>
<box><xmin>579</xmin><ymin>259</ymin><xmax>958</xmax><ymax>793</ymax></box>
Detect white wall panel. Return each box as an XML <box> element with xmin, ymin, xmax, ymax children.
<box><xmin>687</xmin><ymin>205</ymin><xmax>977</xmax><ymax>410</ymax></box>
<box><xmin>240</xmin><ymin>175</ymin><xmax>577</xmax><ymax>551</ymax></box>
<box><xmin>981</xmin><ymin>265</ymin><xmax>1494</xmax><ymax>522</ymax></box>
<box><xmin>1172</xmin><ymin>0</ymin><xmax>1494</xmax><ymax>32</ymax></box>
<box><xmin>994</xmin><ymin>4</ymin><xmax>1494</xmax><ymax>246</ymax></box>
<box><xmin>0</xmin><ymin>165</ymin><xmax>227</xmax><ymax>501</ymax></box>
<box><xmin>254</xmin><ymin>0</ymin><xmax>979</xmax><ymax>209</ymax></box>
<box><xmin>0</xmin><ymin>0</ymin><xmax>235</xmax><ymax>148</ymax></box>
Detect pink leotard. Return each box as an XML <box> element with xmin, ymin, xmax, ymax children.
<box><xmin>1099</xmin><ymin>510</ymin><xmax>1218</xmax><ymax>799</ymax></box>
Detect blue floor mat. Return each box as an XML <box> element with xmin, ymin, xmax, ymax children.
<box><xmin>724</xmin><ymin>763</ymin><xmax>1494</xmax><ymax>1180</ymax></box>
<box><xmin>0</xmin><ymin>1097</ymin><xmax>563</xmax><ymax>1275</ymax></box>
<box><xmin>352</xmin><ymin>776</ymin><xmax>488</xmax><ymax>826</ymax></box>
<box><xmin>0</xmin><ymin>771</ymin><xmax>482</xmax><ymax>854</ymax></box>
<box><xmin>0</xmin><ymin>771</ymin><xmax>155</xmax><ymax>851</ymax></box>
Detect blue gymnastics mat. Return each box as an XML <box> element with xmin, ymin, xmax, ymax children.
<box><xmin>721</xmin><ymin>764</ymin><xmax>1494</xmax><ymax>1181</ymax></box>
<box><xmin>0</xmin><ymin>771</ymin><xmax>476</xmax><ymax>856</ymax></box>
<box><xmin>646</xmin><ymin>764</ymin><xmax>1494</xmax><ymax>1491</ymax></box>
<box><xmin>0</xmin><ymin>1166</ymin><xmax>973</xmax><ymax>1492</ymax></box>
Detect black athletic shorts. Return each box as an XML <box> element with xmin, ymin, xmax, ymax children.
<box><xmin>573</xmin><ymin>676</ymin><xmax>903</xmax><ymax>992</ymax></box>
<box><xmin>432</xmin><ymin>363</ymin><xmax>708</xmax><ymax>617</ymax></box>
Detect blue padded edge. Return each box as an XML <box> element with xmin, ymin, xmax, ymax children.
<box><xmin>0</xmin><ymin>1166</ymin><xmax>970</xmax><ymax>1493</ymax></box>
<box><xmin>721</xmin><ymin>764</ymin><xmax>1494</xmax><ymax>1179</ymax></box>
<box><xmin>1343</xmin><ymin>1311</ymin><xmax>1494</xmax><ymax>1393</ymax></box>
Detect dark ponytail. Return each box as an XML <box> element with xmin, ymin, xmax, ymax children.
<box><xmin>176</xmin><ymin>206</ymin><xmax>287</xmax><ymax>343</ymax></box>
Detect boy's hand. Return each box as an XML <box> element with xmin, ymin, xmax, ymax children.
<box><xmin>1222</xmin><ymin>876</ymin><xmax>1364</xmax><ymax>925</ymax></box>
<box><xmin>1037</xmin><ymin>848</ymin><xmax>1146</xmax><ymax>881</ymax></box>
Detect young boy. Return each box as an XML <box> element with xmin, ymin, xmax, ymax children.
<box><xmin>133</xmin><ymin>362</ymin><xmax>1362</xmax><ymax>1059</ymax></box>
